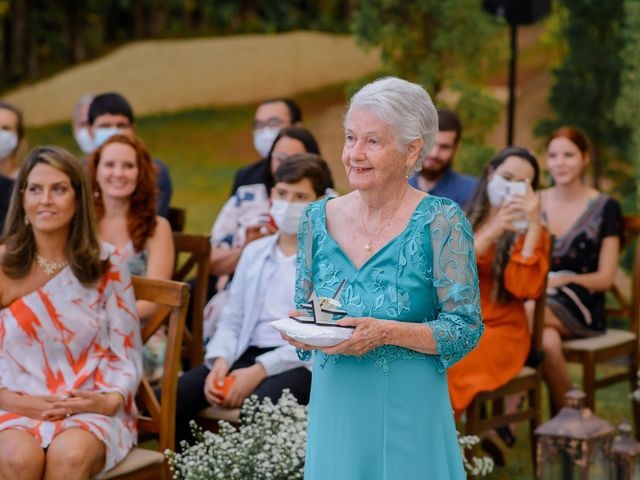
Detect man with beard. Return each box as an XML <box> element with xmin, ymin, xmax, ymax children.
<box><xmin>408</xmin><ymin>109</ymin><xmax>477</xmax><ymax>207</ymax></box>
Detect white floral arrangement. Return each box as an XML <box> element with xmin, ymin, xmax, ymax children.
<box><xmin>632</xmin><ymin>370</ymin><xmax>640</xmax><ymax>402</ymax></box>
<box><xmin>166</xmin><ymin>391</ymin><xmax>306</xmax><ymax>480</ymax></box>
<box><xmin>165</xmin><ymin>390</ymin><xmax>493</xmax><ymax>479</ymax></box>
<box><xmin>458</xmin><ymin>432</ymin><xmax>495</xmax><ymax>476</ymax></box>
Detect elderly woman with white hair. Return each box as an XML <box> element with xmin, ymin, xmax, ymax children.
<box><xmin>283</xmin><ymin>77</ymin><xmax>483</xmax><ymax>479</ymax></box>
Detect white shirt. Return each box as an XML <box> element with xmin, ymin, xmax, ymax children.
<box><xmin>249</xmin><ymin>245</ymin><xmax>296</xmax><ymax>347</ymax></box>
<box><xmin>204</xmin><ymin>234</ymin><xmax>312</xmax><ymax>375</ymax></box>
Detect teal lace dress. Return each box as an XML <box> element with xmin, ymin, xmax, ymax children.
<box><xmin>296</xmin><ymin>195</ymin><xmax>482</xmax><ymax>480</ymax></box>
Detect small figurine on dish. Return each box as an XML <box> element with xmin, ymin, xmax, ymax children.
<box><xmin>270</xmin><ymin>280</ymin><xmax>354</xmax><ymax>347</ymax></box>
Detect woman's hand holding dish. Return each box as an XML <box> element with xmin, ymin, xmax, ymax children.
<box><xmin>318</xmin><ymin>317</ymin><xmax>389</xmax><ymax>355</ymax></box>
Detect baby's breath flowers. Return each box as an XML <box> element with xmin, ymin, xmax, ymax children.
<box><xmin>166</xmin><ymin>390</ymin><xmax>306</xmax><ymax>480</ymax></box>
<box><xmin>166</xmin><ymin>390</ymin><xmax>493</xmax><ymax>479</ymax></box>
<box><xmin>458</xmin><ymin>432</ymin><xmax>495</xmax><ymax>476</ymax></box>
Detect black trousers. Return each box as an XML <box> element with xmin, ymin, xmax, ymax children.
<box><xmin>175</xmin><ymin>346</ymin><xmax>311</xmax><ymax>447</ymax></box>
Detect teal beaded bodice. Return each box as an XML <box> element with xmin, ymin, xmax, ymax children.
<box><xmin>294</xmin><ymin>195</ymin><xmax>483</xmax><ymax>374</ymax></box>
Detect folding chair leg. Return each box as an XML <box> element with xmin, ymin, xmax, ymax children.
<box><xmin>528</xmin><ymin>386</ymin><xmax>541</xmax><ymax>476</ymax></box>
<box><xmin>582</xmin><ymin>354</ymin><xmax>596</xmax><ymax>411</ymax></box>
<box><xmin>630</xmin><ymin>360</ymin><xmax>640</xmax><ymax>439</ymax></box>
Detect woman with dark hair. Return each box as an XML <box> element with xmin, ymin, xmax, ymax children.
<box><xmin>447</xmin><ymin>147</ymin><xmax>549</xmax><ymax>423</ymax></box>
<box><xmin>88</xmin><ymin>134</ymin><xmax>173</xmax><ymax>383</ymax></box>
<box><xmin>540</xmin><ymin>127</ymin><xmax>622</xmax><ymax>410</ymax></box>
<box><xmin>0</xmin><ymin>146</ymin><xmax>142</xmax><ymax>479</ymax></box>
<box><xmin>0</xmin><ymin>102</ymin><xmax>26</xmax><ymax>179</ymax></box>
<box><xmin>209</xmin><ymin>126</ymin><xmax>326</xmax><ymax>277</ymax></box>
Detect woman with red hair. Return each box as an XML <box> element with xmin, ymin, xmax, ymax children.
<box><xmin>88</xmin><ymin>135</ymin><xmax>174</xmax><ymax>381</ymax></box>
<box><xmin>541</xmin><ymin>127</ymin><xmax>623</xmax><ymax>410</ymax></box>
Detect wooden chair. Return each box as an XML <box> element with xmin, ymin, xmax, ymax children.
<box><xmin>167</xmin><ymin>207</ymin><xmax>186</xmax><ymax>233</ymax></box>
<box><xmin>172</xmin><ymin>233</ymin><xmax>211</xmax><ymax>369</ymax></box>
<box><xmin>102</xmin><ymin>276</ymin><xmax>190</xmax><ymax>480</ymax></box>
<box><xmin>465</xmin><ymin>287</ymin><xmax>548</xmax><ymax>472</ymax></box>
<box><xmin>562</xmin><ymin>214</ymin><xmax>640</xmax><ymax>433</ymax></box>
<box><xmin>197</xmin><ymin>404</ymin><xmax>242</xmax><ymax>433</ymax></box>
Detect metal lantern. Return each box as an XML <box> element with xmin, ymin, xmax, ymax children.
<box><xmin>611</xmin><ymin>421</ymin><xmax>640</xmax><ymax>480</ymax></box>
<box><xmin>535</xmin><ymin>388</ymin><xmax>615</xmax><ymax>479</ymax></box>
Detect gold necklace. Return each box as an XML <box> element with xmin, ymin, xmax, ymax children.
<box><xmin>359</xmin><ymin>188</ymin><xmax>408</xmax><ymax>254</ymax></box>
<box><xmin>36</xmin><ymin>254</ymin><xmax>68</xmax><ymax>276</ymax></box>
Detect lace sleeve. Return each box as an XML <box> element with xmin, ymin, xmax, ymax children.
<box><xmin>428</xmin><ymin>200</ymin><xmax>483</xmax><ymax>372</ymax></box>
<box><xmin>294</xmin><ymin>204</ymin><xmax>314</xmax><ymax>361</ymax></box>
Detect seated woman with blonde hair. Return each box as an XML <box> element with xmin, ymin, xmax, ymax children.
<box><xmin>88</xmin><ymin>134</ymin><xmax>174</xmax><ymax>381</ymax></box>
<box><xmin>0</xmin><ymin>146</ymin><xmax>142</xmax><ymax>479</ymax></box>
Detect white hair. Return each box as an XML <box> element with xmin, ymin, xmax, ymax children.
<box><xmin>346</xmin><ymin>77</ymin><xmax>438</xmax><ymax>173</ymax></box>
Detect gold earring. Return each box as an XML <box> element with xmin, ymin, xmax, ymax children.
<box><xmin>24</xmin><ymin>215</ymin><xmax>30</xmax><ymax>225</ymax></box>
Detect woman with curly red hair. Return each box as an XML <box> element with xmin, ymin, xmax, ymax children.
<box><xmin>88</xmin><ymin>135</ymin><xmax>174</xmax><ymax>380</ymax></box>
<box><xmin>88</xmin><ymin>134</ymin><xmax>173</xmax><ymax>300</ymax></box>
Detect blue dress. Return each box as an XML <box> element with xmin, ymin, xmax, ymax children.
<box><xmin>295</xmin><ymin>195</ymin><xmax>483</xmax><ymax>480</ymax></box>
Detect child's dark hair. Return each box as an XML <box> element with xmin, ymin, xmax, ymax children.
<box><xmin>274</xmin><ymin>153</ymin><xmax>333</xmax><ymax>197</ymax></box>
<box><xmin>88</xmin><ymin>92</ymin><xmax>134</xmax><ymax>125</ymax></box>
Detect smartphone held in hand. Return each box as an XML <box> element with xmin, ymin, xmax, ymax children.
<box><xmin>505</xmin><ymin>181</ymin><xmax>528</xmax><ymax>230</ymax></box>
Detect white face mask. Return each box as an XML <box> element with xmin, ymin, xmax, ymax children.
<box><xmin>487</xmin><ymin>174</ymin><xmax>530</xmax><ymax>230</ymax></box>
<box><xmin>253</xmin><ymin>127</ymin><xmax>280</xmax><ymax>158</ymax></box>
<box><xmin>486</xmin><ymin>174</ymin><xmax>509</xmax><ymax>208</ymax></box>
<box><xmin>0</xmin><ymin>130</ymin><xmax>18</xmax><ymax>159</ymax></box>
<box><xmin>74</xmin><ymin>127</ymin><xmax>95</xmax><ymax>154</ymax></box>
<box><xmin>93</xmin><ymin>127</ymin><xmax>123</xmax><ymax>149</ymax></box>
<box><xmin>270</xmin><ymin>199</ymin><xmax>308</xmax><ymax>235</ymax></box>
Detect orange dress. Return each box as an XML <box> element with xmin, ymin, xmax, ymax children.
<box><xmin>447</xmin><ymin>230</ymin><xmax>549</xmax><ymax>416</ymax></box>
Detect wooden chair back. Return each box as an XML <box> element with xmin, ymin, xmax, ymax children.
<box><xmin>465</xmin><ymin>238</ymin><xmax>551</xmax><ymax>474</ymax></box>
<box><xmin>605</xmin><ymin>215</ymin><xmax>640</xmax><ymax>339</ymax></box>
<box><xmin>561</xmin><ymin>215</ymin><xmax>640</xmax><ymax>435</ymax></box>
<box><xmin>172</xmin><ymin>233</ymin><xmax>211</xmax><ymax>368</ymax></box>
<box><xmin>167</xmin><ymin>207</ymin><xmax>186</xmax><ymax>233</ymax></box>
<box><xmin>132</xmin><ymin>276</ymin><xmax>189</xmax><ymax>452</ymax></box>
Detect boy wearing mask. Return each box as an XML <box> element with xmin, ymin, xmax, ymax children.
<box><xmin>174</xmin><ymin>153</ymin><xmax>333</xmax><ymax>446</ymax></box>
<box><xmin>87</xmin><ymin>92</ymin><xmax>173</xmax><ymax>218</ymax></box>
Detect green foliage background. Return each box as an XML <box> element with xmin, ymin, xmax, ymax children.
<box><xmin>535</xmin><ymin>0</ymin><xmax>632</xmax><ymax>201</ymax></box>
<box><xmin>615</xmin><ymin>0</ymin><xmax>640</xmax><ymax>212</ymax></box>
<box><xmin>351</xmin><ymin>0</ymin><xmax>505</xmax><ymax>176</ymax></box>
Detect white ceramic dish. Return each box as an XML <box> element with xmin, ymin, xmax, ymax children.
<box><xmin>271</xmin><ymin>317</ymin><xmax>353</xmax><ymax>347</ymax></box>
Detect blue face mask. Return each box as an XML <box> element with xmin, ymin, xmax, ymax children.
<box><xmin>93</xmin><ymin>127</ymin><xmax>123</xmax><ymax>149</ymax></box>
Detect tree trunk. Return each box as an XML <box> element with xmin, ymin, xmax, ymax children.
<box><xmin>10</xmin><ymin>0</ymin><xmax>28</xmax><ymax>77</ymax></box>
<box><xmin>67</xmin><ymin>1</ymin><xmax>87</xmax><ymax>62</ymax></box>
<box><xmin>133</xmin><ymin>0</ymin><xmax>145</xmax><ymax>38</ymax></box>
<box><xmin>27</xmin><ymin>31</ymin><xmax>37</xmax><ymax>78</ymax></box>
<box><xmin>0</xmin><ymin>17</ymin><xmax>7</xmax><ymax>75</ymax></box>
<box><xmin>148</xmin><ymin>0</ymin><xmax>168</xmax><ymax>37</ymax></box>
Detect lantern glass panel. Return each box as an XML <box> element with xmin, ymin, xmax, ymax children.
<box><xmin>590</xmin><ymin>440</ymin><xmax>611</xmax><ymax>479</ymax></box>
<box><xmin>538</xmin><ymin>438</ymin><xmax>586</xmax><ymax>480</ymax></box>
<box><xmin>612</xmin><ymin>457</ymin><xmax>640</xmax><ymax>480</ymax></box>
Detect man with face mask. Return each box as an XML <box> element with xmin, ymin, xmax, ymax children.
<box><xmin>86</xmin><ymin>92</ymin><xmax>173</xmax><ymax>218</ymax></box>
<box><xmin>408</xmin><ymin>109</ymin><xmax>478</xmax><ymax>207</ymax></box>
<box><xmin>230</xmin><ymin>98</ymin><xmax>302</xmax><ymax>195</ymax></box>
<box><xmin>172</xmin><ymin>153</ymin><xmax>333</xmax><ymax>447</ymax></box>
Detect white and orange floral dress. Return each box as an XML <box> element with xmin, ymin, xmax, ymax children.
<box><xmin>0</xmin><ymin>247</ymin><xmax>142</xmax><ymax>475</ymax></box>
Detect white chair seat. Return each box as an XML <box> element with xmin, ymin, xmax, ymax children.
<box><xmin>563</xmin><ymin>328</ymin><xmax>636</xmax><ymax>352</ymax></box>
<box><xmin>101</xmin><ymin>447</ymin><xmax>164</xmax><ymax>479</ymax></box>
<box><xmin>515</xmin><ymin>366</ymin><xmax>537</xmax><ymax>378</ymax></box>
<box><xmin>198</xmin><ymin>404</ymin><xmax>241</xmax><ymax>423</ymax></box>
